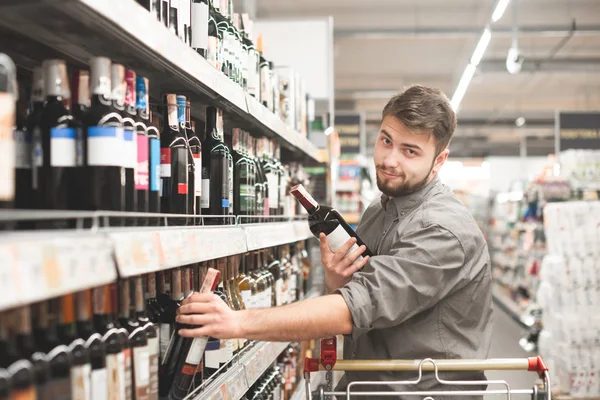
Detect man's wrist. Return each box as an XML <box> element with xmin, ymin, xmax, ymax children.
<box><xmin>234</xmin><ymin>309</ymin><xmax>248</xmax><ymax>338</ymax></box>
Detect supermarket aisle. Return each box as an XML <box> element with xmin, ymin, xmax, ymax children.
<box><xmin>484</xmin><ymin>303</ymin><xmax>538</xmax><ymax>399</ymax></box>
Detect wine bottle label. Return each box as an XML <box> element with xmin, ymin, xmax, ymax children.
<box><xmin>167</xmin><ymin>104</ymin><xmax>179</xmax><ymax>128</ymax></box>
<box><xmin>124</xmin><ymin>128</ymin><xmax>137</xmax><ymax>169</ymax></box>
<box><xmin>149</xmin><ymin>138</ymin><xmax>161</xmax><ymax>192</ymax></box>
<box><xmin>71</xmin><ymin>363</ymin><xmax>92</xmax><ymax>400</ymax></box>
<box><xmin>176</xmin><ymin>96</ymin><xmax>186</xmax><ymax>124</ymax></box>
<box><xmin>105</xmin><ymin>353</ymin><xmax>121</xmax><ymax>400</ymax></box>
<box><xmin>185</xmin><ymin>336</ymin><xmax>209</xmax><ymax>365</ymax></box>
<box><xmin>87</xmin><ymin>127</ymin><xmax>125</xmax><ymax>167</ymax></box>
<box><xmin>159</xmin><ymin>323</ymin><xmax>171</xmax><ymax>363</ymax></box>
<box><xmin>327</xmin><ymin>225</ymin><xmax>363</xmax><ymax>261</ymax></box>
<box><xmin>207</xmin><ymin>36</ymin><xmax>218</xmax><ymax>68</ymax></box>
<box><xmin>240</xmin><ymin>184</ymin><xmax>253</xmax><ymax>212</ymax></box>
<box><xmin>147</xmin><ymin>337</ymin><xmax>159</xmax><ymax>400</ymax></box>
<box><xmin>49</xmin><ymin>127</ymin><xmax>77</xmax><ymax>167</ymax></box>
<box><xmin>193</xmin><ymin>154</ymin><xmax>202</xmax><ymax>197</ymax></box>
<box><xmin>14</xmin><ymin>129</ymin><xmax>31</xmax><ymax>169</ymax></box>
<box><xmin>136</xmin><ymin>134</ymin><xmax>149</xmax><ymax>190</ymax></box>
<box><xmin>133</xmin><ymin>345</ymin><xmax>150</xmax><ymax>399</ymax></box>
<box><xmin>160</xmin><ymin>148</ymin><xmax>171</xmax><ymax>177</ymax></box>
<box><xmin>44</xmin><ymin>375</ymin><xmax>72</xmax><ymax>400</ymax></box>
<box><xmin>122</xmin><ymin>349</ymin><xmax>133</xmax><ymax>400</ymax></box>
<box><xmin>221</xmin><ymin>198</ymin><xmax>229</xmax><ymax>208</ymax></box>
<box><xmin>204</xmin><ymin>339</ymin><xmax>221</xmax><ymax>369</ymax></box>
<box><xmin>90</xmin><ymin>368</ymin><xmax>108</xmax><ymax>400</ymax></box>
<box><xmin>201</xmin><ymin>177</ymin><xmax>210</xmax><ymax>208</ymax></box>
<box><xmin>266</xmin><ymin>172</ymin><xmax>279</xmax><ymax>209</ymax></box>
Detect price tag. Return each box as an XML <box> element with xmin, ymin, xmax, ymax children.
<box><xmin>42</xmin><ymin>244</ymin><xmax>62</xmax><ymax>292</ymax></box>
<box><xmin>0</xmin><ymin>244</ymin><xmax>19</xmax><ymax>309</ymax></box>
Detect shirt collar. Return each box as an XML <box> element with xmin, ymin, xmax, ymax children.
<box><xmin>380</xmin><ymin>175</ymin><xmax>442</xmax><ymax>216</ymax></box>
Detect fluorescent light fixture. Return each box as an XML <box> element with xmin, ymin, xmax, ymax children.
<box><xmin>492</xmin><ymin>0</ymin><xmax>511</xmax><ymax>22</ymax></box>
<box><xmin>470</xmin><ymin>28</ymin><xmax>491</xmax><ymax>66</ymax></box>
<box><xmin>450</xmin><ymin>63</ymin><xmax>477</xmax><ymax>111</ymax></box>
<box><xmin>324</xmin><ymin>126</ymin><xmax>334</xmax><ymax>136</ymax></box>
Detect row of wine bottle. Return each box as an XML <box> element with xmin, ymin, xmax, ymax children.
<box><xmin>0</xmin><ymin>242</ymin><xmax>312</xmax><ymax>400</ymax></box>
<box><xmin>0</xmin><ymin>54</ymin><xmax>307</xmax><ymax>228</ymax></box>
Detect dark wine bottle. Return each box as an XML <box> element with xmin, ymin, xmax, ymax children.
<box><xmin>291</xmin><ymin>184</ymin><xmax>374</xmax><ymax>257</ymax></box>
<box><xmin>185</xmin><ymin>100</ymin><xmax>202</xmax><ymax>225</ymax></box>
<box><xmin>252</xmin><ymin>137</ymin><xmax>268</xmax><ymax>220</ymax></box>
<box><xmin>0</xmin><ymin>311</ymin><xmax>36</xmax><ymax>400</ymax></box>
<box><xmin>31</xmin><ymin>60</ymin><xmax>79</xmax><ymax>219</ymax></box>
<box><xmin>176</xmin><ymin>95</ymin><xmax>196</xmax><ymax>223</ymax></box>
<box><xmin>201</xmin><ymin>106</ymin><xmax>230</xmax><ymax>223</ymax></box>
<box><xmin>75</xmin><ymin>290</ymin><xmax>107</xmax><ymax>400</ymax></box>
<box><xmin>81</xmin><ymin>57</ymin><xmax>125</xmax><ymax>218</ymax></box>
<box><xmin>147</xmin><ymin>105</ymin><xmax>161</xmax><ymax>223</ymax></box>
<box><xmin>0</xmin><ymin>54</ymin><xmax>16</xmax><ymax>212</ymax></box>
<box><xmin>191</xmin><ymin>0</ymin><xmax>209</xmax><ymax>57</ymax></box>
<box><xmin>160</xmin><ymin>93</ymin><xmax>188</xmax><ymax>225</ymax></box>
<box><xmin>232</xmin><ymin>129</ymin><xmax>252</xmax><ymax>218</ymax></box>
<box><xmin>134</xmin><ymin>276</ymin><xmax>159</xmax><ymax>400</ymax></box>
<box><xmin>134</xmin><ymin>74</ymin><xmax>150</xmax><ymax>225</ymax></box>
<box><xmin>155</xmin><ymin>269</ymin><xmax>183</xmax><ymax>366</ymax></box>
<box><xmin>118</xmin><ymin>279</ymin><xmax>149</xmax><ymax>400</ymax></box>
<box><xmin>224</xmin><ymin>131</ymin><xmax>234</xmax><ymax>218</ymax></box>
<box><xmin>161</xmin><ymin>268</ymin><xmax>219</xmax><ymax>400</ymax></box>
<box><xmin>113</xmin><ymin>64</ymin><xmax>137</xmax><ymax>220</ymax></box>
<box><xmin>111</xmin><ymin>283</ymin><xmax>133</xmax><ymax>400</ymax></box>
<box><xmin>263</xmin><ymin>139</ymin><xmax>279</xmax><ymax>217</ymax></box>
<box><xmin>168</xmin><ymin>0</ymin><xmax>179</xmax><ymax>37</ymax></box>
<box><xmin>136</xmin><ymin>0</ymin><xmax>162</xmax><ymax>22</ymax></box>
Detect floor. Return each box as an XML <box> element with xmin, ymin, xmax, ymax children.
<box><xmin>484</xmin><ymin>304</ymin><xmax>538</xmax><ymax>399</ymax></box>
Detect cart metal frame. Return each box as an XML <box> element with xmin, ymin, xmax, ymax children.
<box><xmin>304</xmin><ymin>337</ymin><xmax>550</xmax><ymax>400</ymax></box>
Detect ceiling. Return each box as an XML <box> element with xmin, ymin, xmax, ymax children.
<box><xmin>249</xmin><ymin>0</ymin><xmax>600</xmax><ymax>156</ymax></box>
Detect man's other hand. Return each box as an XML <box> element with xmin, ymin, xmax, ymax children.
<box><xmin>319</xmin><ymin>233</ymin><xmax>369</xmax><ymax>292</ymax></box>
<box><xmin>176</xmin><ymin>292</ymin><xmax>242</xmax><ymax>339</ymax></box>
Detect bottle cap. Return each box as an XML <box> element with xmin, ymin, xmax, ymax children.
<box><xmin>290</xmin><ymin>184</ymin><xmax>318</xmax><ymax>213</ymax></box>
<box><xmin>125</xmin><ymin>69</ymin><xmax>137</xmax><ymax>107</ymax></box>
<box><xmin>89</xmin><ymin>56</ymin><xmax>112</xmax><ymax>96</ymax></box>
<box><xmin>111</xmin><ymin>64</ymin><xmax>126</xmax><ymax>106</ymax></box>
<box><xmin>42</xmin><ymin>59</ymin><xmax>69</xmax><ymax>98</ymax></box>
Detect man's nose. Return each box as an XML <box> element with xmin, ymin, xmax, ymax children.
<box><xmin>383</xmin><ymin>151</ymin><xmax>400</xmax><ymax>170</ymax></box>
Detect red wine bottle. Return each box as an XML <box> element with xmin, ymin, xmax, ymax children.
<box><xmin>185</xmin><ymin>100</ymin><xmax>202</xmax><ymax>225</ymax></box>
<box><xmin>134</xmin><ymin>74</ymin><xmax>150</xmax><ymax>225</ymax></box>
<box><xmin>160</xmin><ymin>94</ymin><xmax>188</xmax><ymax>225</ymax></box>
<box><xmin>159</xmin><ymin>268</ymin><xmax>220</xmax><ymax>400</ymax></box>
<box><xmin>176</xmin><ymin>95</ymin><xmax>196</xmax><ymax>223</ymax></box>
<box><xmin>147</xmin><ymin>107</ymin><xmax>161</xmax><ymax>223</ymax></box>
<box><xmin>113</xmin><ymin>65</ymin><xmax>137</xmax><ymax>220</ymax></box>
<box><xmin>134</xmin><ymin>276</ymin><xmax>159</xmax><ymax>400</ymax></box>
<box><xmin>291</xmin><ymin>184</ymin><xmax>374</xmax><ymax>257</ymax></box>
<box><xmin>81</xmin><ymin>57</ymin><xmax>125</xmax><ymax>218</ymax></box>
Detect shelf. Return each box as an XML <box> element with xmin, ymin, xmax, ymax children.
<box><xmin>492</xmin><ymin>284</ymin><xmax>536</xmax><ymax>328</ymax></box>
<box><xmin>0</xmin><ymin>211</ymin><xmax>315</xmax><ymax>310</ymax></box>
<box><xmin>189</xmin><ymin>341</ymin><xmax>290</xmax><ymax>400</ymax></box>
<box><xmin>0</xmin><ymin>0</ymin><xmax>319</xmax><ymax>162</ymax></box>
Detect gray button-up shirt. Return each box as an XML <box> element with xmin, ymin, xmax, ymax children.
<box><xmin>335</xmin><ymin>175</ymin><xmax>493</xmax><ymax>399</ymax></box>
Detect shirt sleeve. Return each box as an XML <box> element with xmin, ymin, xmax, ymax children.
<box><xmin>336</xmin><ymin>223</ymin><xmax>468</xmax><ymax>341</ymax></box>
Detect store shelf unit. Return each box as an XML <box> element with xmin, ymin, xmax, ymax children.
<box><xmin>0</xmin><ymin>0</ymin><xmax>319</xmax><ymax>161</ymax></box>
<box><xmin>187</xmin><ymin>341</ymin><xmax>290</xmax><ymax>400</ymax></box>
<box><xmin>0</xmin><ymin>212</ymin><xmax>314</xmax><ymax>311</ymax></box>
<box><xmin>492</xmin><ymin>284</ymin><xmax>536</xmax><ymax>328</ymax></box>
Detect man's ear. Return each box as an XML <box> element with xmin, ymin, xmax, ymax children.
<box><xmin>432</xmin><ymin>148</ymin><xmax>450</xmax><ymax>175</ymax></box>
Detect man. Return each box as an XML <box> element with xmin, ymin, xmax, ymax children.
<box><xmin>176</xmin><ymin>85</ymin><xmax>493</xmax><ymax>399</ymax></box>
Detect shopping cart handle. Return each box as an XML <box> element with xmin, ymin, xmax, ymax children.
<box><xmin>527</xmin><ymin>356</ymin><xmax>549</xmax><ymax>378</ymax></box>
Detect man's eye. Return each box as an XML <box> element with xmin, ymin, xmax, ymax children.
<box><xmin>405</xmin><ymin>149</ymin><xmax>417</xmax><ymax>156</ymax></box>
<box><xmin>382</xmin><ymin>138</ymin><xmax>391</xmax><ymax>145</ymax></box>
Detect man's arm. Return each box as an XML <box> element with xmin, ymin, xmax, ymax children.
<box><xmin>177</xmin><ymin>293</ymin><xmax>352</xmax><ymax>342</ymax></box>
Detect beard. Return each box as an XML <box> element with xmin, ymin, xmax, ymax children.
<box><xmin>376</xmin><ymin>164</ymin><xmax>433</xmax><ymax>197</ymax></box>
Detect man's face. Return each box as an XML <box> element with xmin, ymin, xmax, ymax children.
<box><xmin>373</xmin><ymin>115</ymin><xmax>449</xmax><ymax>197</ymax></box>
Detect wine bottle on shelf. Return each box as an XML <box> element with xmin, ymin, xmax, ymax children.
<box><xmin>191</xmin><ymin>0</ymin><xmax>209</xmax><ymax>57</ymax></box>
<box><xmin>81</xmin><ymin>57</ymin><xmax>126</xmax><ymax>218</ymax></box>
<box><xmin>92</xmin><ymin>285</ymin><xmax>127</xmax><ymax>399</ymax></box>
<box><xmin>263</xmin><ymin>139</ymin><xmax>279</xmax><ymax>217</ymax></box>
<box><xmin>113</xmin><ymin>64</ymin><xmax>137</xmax><ymax>221</ymax></box>
<box><xmin>155</xmin><ymin>269</ymin><xmax>183</xmax><ymax>367</ymax></box>
<box><xmin>168</xmin><ymin>0</ymin><xmax>179</xmax><ymax>37</ymax></box>
<box><xmin>261</xmin><ymin>250</ymin><xmax>274</xmax><ymax>307</ymax></box>
<box><xmin>176</xmin><ymin>95</ymin><xmax>196</xmax><ymax>223</ymax></box>
<box><xmin>185</xmin><ymin>100</ymin><xmax>202</xmax><ymax>225</ymax></box>
<box><xmin>134</xmin><ymin>276</ymin><xmax>159</xmax><ymax>400</ymax></box>
<box><xmin>219</xmin><ymin>260</ymin><xmax>238</xmax><ymax>355</ymax></box>
<box><xmin>14</xmin><ymin>77</ymin><xmax>32</xmax><ymax>214</ymax></box>
<box><xmin>74</xmin><ymin>290</ymin><xmax>107</xmax><ymax>400</ymax></box>
<box><xmin>134</xmin><ymin>75</ymin><xmax>150</xmax><ymax>225</ymax></box>
<box><xmin>0</xmin><ymin>54</ymin><xmax>16</xmax><ymax>212</ymax></box>
<box><xmin>136</xmin><ymin>0</ymin><xmax>162</xmax><ymax>23</ymax></box>
<box><xmin>243</xmin><ymin>132</ymin><xmax>257</xmax><ymax>220</ymax></box>
<box><xmin>267</xmin><ymin>249</ymin><xmax>283</xmax><ymax>307</ymax></box>
<box><xmin>118</xmin><ymin>279</ymin><xmax>149</xmax><ymax>400</ymax></box>
<box><xmin>32</xmin><ymin>59</ymin><xmax>79</xmax><ymax>219</ymax></box>
<box><xmin>291</xmin><ymin>184</ymin><xmax>374</xmax><ymax>257</ymax></box>
<box><xmin>250</xmin><ymin>137</ymin><xmax>266</xmax><ymax>222</ymax></box>
<box><xmin>32</xmin><ymin>301</ymin><xmax>73</xmax><ymax>400</ymax></box>
<box><xmin>191</xmin><ymin>264</ymin><xmax>205</xmax><ymax>389</ymax></box>
<box><xmin>0</xmin><ymin>368</ymin><xmax>9</xmax><ymax>400</ymax></box>
<box><xmin>160</xmin><ymin>93</ymin><xmax>188</xmax><ymax>225</ymax></box>
<box><xmin>236</xmin><ymin>253</ymin><xmax>254</xmax><ymax>311</ymax></box>
<box><xmin>147</xmin><ymin>108</ymin><xmax>161</xmax><ymax>223</ymax></box>
<box><xmin>110</xmin><ymin>283</ymin><xmax>133</xmax><ymax>400</ymax></box>
<box><xmin>224</xmin><ymin>130</ymin><xmax>234</xmax><ymax>217</ymax></box>
<box><xmin>0</xmin><ymin>311</ymin><xmax>36</xmax><ymax>400</ymax></box>
<box><xmin>203</xmin><ymin>262</ymin><xmax>230</xmax><ymax>380</ymax></box>
<box><xmin>250</xmin><ymin>252</ymin><xmax>267</xmax><ymax>309</ymax></box>
<box><xmin>56</xmin><ymin>295</ymin><xmax>92</xmax><ymax>400</ymax></box>
<box><xmin>201</xmin><ymin>106</ymin><xmax>229</xmax><ymax>223</ymax></box>
<box><xmin>257</xmin><ymin>35</ymin><xmax>271</xmax><ymax>111</ymax></box>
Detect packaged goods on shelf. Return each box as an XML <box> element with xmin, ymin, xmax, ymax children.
<box><xmin>536</xmin><ymin>201</ymin><xmax>600</xmax><ymax>398</ymax></box>
<box><xmin>559</xmin><ymin>149</ymin><xmax>600</xmax><ymax>188</ymax></box>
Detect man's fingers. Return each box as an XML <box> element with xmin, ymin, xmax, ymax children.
<box><xmin>319</xmin><ymin>233</ymin><xmax>332</xmax><ymax>256</ymax></box>
<box><xmin>340</xmin><ymin>245</ymin><xmax>367</xmax><ymax>268</ymax></box>
<box><xmin>331</xmin><ymin>237</ymin><xmax>357</xmax><ymax>263</ymax></box>
<box><xmin>179</xmin><ymin>327</ymin><xmax>211</xmax><ymax>338</ymax></box>
<box><xmin>176</xmin><ymin>313</ymin><xmax>212</xmax><ymax>326</ymax></box>
<box><xmin>342</xmin><ymin>255</ymin><xmax>370</xmax><ymax>277</ymax></box>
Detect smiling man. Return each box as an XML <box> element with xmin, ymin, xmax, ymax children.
<box><xmin>177</xmin><ymin>85</ymin><xmax>493</xmax><ymax>399</ymax></box>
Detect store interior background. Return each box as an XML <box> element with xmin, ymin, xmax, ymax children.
<box><xmin>238</xmin><ymin>0</ymin><xmax>600</xmax><ymax>397</ymax></box>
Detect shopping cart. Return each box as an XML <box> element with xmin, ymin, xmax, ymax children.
<box><xmin>303</xmin><ymin>337</ymin><xmax>550</xmax><ymax>400</ymax></box>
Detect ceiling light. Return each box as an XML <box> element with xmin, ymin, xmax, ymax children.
<box><xmin>450</xmin><ymin>63</ymin><xmax>477</xmax><ymax>111</ymax></box>
<box><xmin>492</xmin><ymin>0</ymin><xmax>511</xmax><ymax>23</ymax></box>
<box><xmin>470</xmin><ymin>28</ymin><xmax>492</xmax><ymax>66</ymax></box>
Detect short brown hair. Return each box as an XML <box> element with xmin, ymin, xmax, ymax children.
<box><xmin>382</xmin><ymin>85</ymin><xmax>457</xmax><ymax>155</ymax></box>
